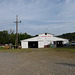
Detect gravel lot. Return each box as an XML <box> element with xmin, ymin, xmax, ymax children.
<box><xmin>0</xmin><ymin>49</ymin><xmax>75</xmax><ymax>75</ymax></box>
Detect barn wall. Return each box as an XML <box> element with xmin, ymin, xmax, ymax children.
<box><xmin>21</xmin><ymin>33</ymin><xmax>69</xmax><ymax>48</ymax></box>
<box><xmin>63</xmin><ymin>40</ymin><xmax>69</xmax><ymax>44</ymax></box>
<box><xmin>21</xmin><ymin>41</ymin><xmax>28</xmax><ymax>48</ymax></box>
<box><xmin>43</xmin><ymin>40</ymin><xmax>50</xmax><ymax>45</ymax></box>
<box><xmin>38</xmin><ymin>41</ymin><xmax>44</xmax><ymax>48</ymax></box>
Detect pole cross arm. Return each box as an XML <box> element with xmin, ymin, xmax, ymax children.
<box><xmin>14</xmin><ymin>21</ymin><xmax>21</xmax><ymax>23</ymax></box>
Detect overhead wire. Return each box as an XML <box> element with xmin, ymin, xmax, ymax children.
<box><xmin>0</xmin><ymin>19</ymin><xmax>75</xmax><ymax>25</ymax></box>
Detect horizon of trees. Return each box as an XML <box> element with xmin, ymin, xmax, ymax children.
<box><xmin>0</xmin><ymin>30</ymin><xmax>75</xmax><ymax>45</ymax></box>
<box><xmin>57</xmin><ymin>32</ymin><xmax>75</xmax><ymax>42</ymax></box>
<box><xmin>0</xmin><ymin>30</ymin><xmax>33</xmax><ymax>45</ymax></box>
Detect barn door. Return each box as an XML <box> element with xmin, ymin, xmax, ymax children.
<box><xmin>28</xmin><ymin>41</ymin><xmax>38</xmax><ymax>48</ymax></box>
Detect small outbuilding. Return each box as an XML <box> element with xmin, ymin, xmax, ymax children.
<box><xmin>21</xmin><ymin>33</ymin><xmax>69</xmax><ymax>48</ymax></box>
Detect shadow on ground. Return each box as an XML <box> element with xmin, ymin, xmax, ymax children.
<box><xmin>56</xmin><ymin>63</ymin><xmax>75</xmax><ymax>67</ymax></box>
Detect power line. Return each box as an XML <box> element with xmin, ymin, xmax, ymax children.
<box><xmin>0</xmin><ymin>19</ymin><xmax>75</xmax><ymax>24</ymax></box>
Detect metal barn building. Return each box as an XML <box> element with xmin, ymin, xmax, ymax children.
<box><xmin>21</xmin><ymin>33</ymin><xmax>69</xmax><ymax>48</ymax></box>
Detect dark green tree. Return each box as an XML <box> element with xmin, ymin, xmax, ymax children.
<box><xmin>0</xmin><ymin>30</ymin><xmax>33</xmax><ymax>45</ymax></box>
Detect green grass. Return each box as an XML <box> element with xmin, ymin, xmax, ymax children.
<box><xmin>0</xmin><ymin>47</ymin><xmax>75</xmax><ymax>53</ymax></box>
<box><xmin>0</xmin><ymin>47</ymin><xmax>4</xmax><ymax>50</ymax></box>
<box><xmin>51</xmin><ymin>46</ymin><xmax>75</xmax><ymax>52</ymax></box>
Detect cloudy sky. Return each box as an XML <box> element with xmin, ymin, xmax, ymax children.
<box><xmin>0</xmin><ymin>0</ymin><xmax>75</xmax><ymax>35</ymax></box>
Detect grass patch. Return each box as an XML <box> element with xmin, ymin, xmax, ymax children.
<box><xmin>0</xmin><ymin>47</ymin><xmax>75</xmax><ymax>53</ymax></box>
<box><xmin>0</xmin><ymin>48</ymin><xmax>39</xmax><ymax>53</ymax></box>
<box><xmin>53</xmin><ymin>47</ymin><xmax>75</xmax><ymax>52</ymax></box>
<box><xmin>0</xmin><ymin>47</ymin><xmax>4</xmax><ymax>50</ymax></box>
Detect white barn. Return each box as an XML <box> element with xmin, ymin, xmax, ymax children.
<box><xmin>21</xmin><ymin>33</ymin><xmax>69</xmax><ymax>48</ymax></box>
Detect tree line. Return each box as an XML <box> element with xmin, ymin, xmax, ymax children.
<box><xmin>0</xmin><ymin>30</ymin><xmax>75</xmax><ymax>45</ymax></box>
<box><xmin>0</xmin><ymin>30</ymin><xmax>33</xmax><ymax>45</ymax></box>
<box><xmin>57</xmin><ymin>32</ymin><xmax>75</xmax><ymax>42</ymax></box>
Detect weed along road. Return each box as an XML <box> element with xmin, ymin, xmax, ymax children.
<box><xmin>0</xmin><ymin>48</ymin><xmax>75</xmax><ymax>75</ymax></box>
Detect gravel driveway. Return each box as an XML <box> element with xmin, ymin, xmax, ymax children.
<box><xmin>0</xmin><ymin>50</ymin><xmax>75</xmax><ymax>75</ymax></box>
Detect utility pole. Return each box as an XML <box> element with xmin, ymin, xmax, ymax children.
<box><xmin>15</xmin><ymin>15</ymin><xmax>21</xmax><ymax>48</ymax></box>
<box><xmin>16</xmin><ymin>15</ymin><xmax>18</xmax><ymax>48</ymax></box>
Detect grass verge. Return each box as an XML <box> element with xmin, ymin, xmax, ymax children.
<box><xmin>0</xmin><ymin>47</ymin><xmax>75</xmax><ymax>53</ymax></box>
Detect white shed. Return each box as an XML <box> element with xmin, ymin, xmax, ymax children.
<box><xmin>21</xmin><ymin>33</ymin><xmax>69</xmax><ymax>48</ymax></box>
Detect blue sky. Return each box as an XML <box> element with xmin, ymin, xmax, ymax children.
<box><xmin>0</xmin><ymin>0</ymin><xmax>75</xmax><ymax>35</ymax></box>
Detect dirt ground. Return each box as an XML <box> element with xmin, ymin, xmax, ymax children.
<box><xmin>0</xmin><ymin>49</ymin><xmax>75</xmax><ymax>75</ymax></box>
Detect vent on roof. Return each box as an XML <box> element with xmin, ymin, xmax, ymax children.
<box><xmin>45</xmin><ymin>33</ymin><xmax>47</xmax><ymax>35</ymax></box>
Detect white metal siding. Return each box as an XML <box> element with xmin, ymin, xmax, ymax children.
<box><xmin>21</xmin><ymin>33</ymin><xmax>69</xmax><ymax>48</ymax></box>
<box><xmin>38</xmin><ymin>41</ymin><xmax>44</xmax><ymax>48</ymax></box>
<box><xmin>21</xmin><ymin>41</ymin><xmax>28</xmax><ymax>48</ymax></box>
